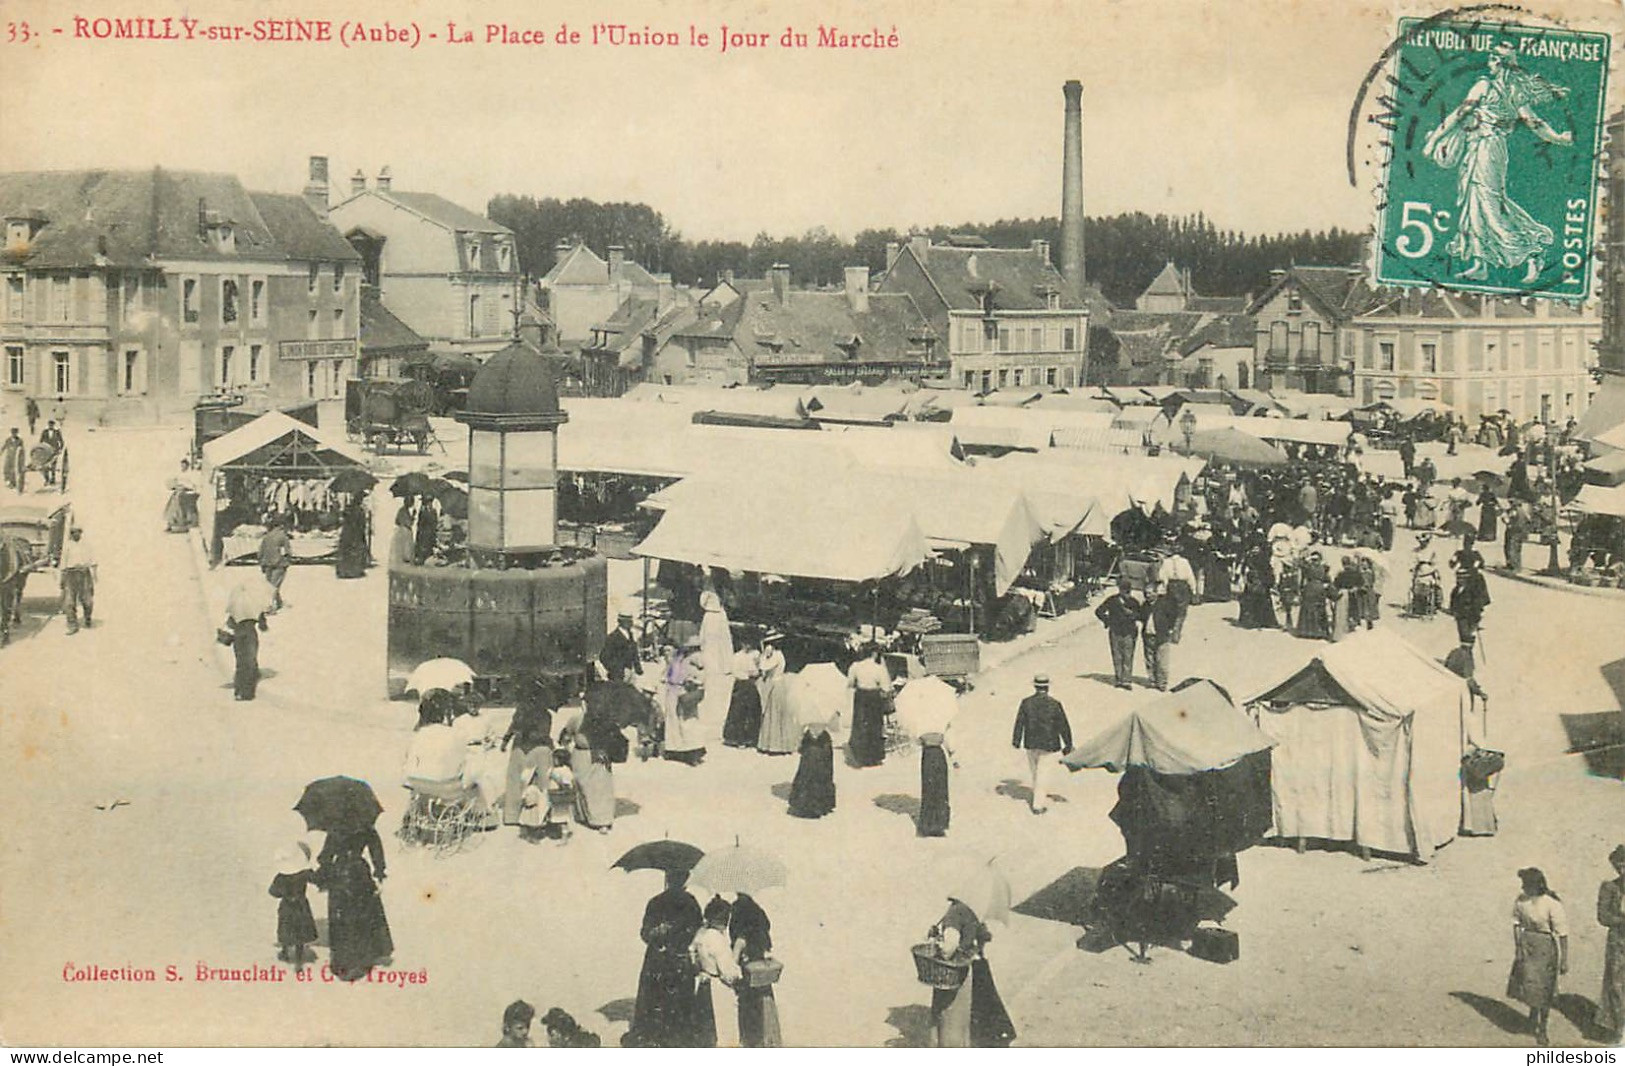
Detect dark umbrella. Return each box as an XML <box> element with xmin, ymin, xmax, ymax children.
<box><xmin>390</xmin><ymin>471</ymin><xmax>438</xmax><ymax>499</ymax></box>
<box><xmin>330</xmin><ymin>468</ymin><xmax>378</xmax><ymax>495</ymax></box>
<box><xmin>612</xmin><ymin>840</ymin><xmax>704</xmax><ymax>874</ymax></box>
<box><xmin>430</xmin><ymin>479</ymin><xmax>469</xmax><ymax>519</ymax></box>
<box><xmin>443</xmin><ymin>470</ymin><xmax>469</xmax><ymax>484</ymax></box>
<box><xmin>294</xmin><ymin>776</ymin><xmax>383</xmax><ymax>834</ymax></box>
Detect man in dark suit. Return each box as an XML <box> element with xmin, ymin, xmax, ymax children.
<box><xmin>599</xmin><ymin>611</ymin><xmax>640</xmax><ymax>683</ymax></box>
<box><xmin>1095</xmin><ymin>576</ymin><xmax>1146</xmax><ymax>689</ymax></box>
<box><xmin>1011</xmin><ymin>674</ymin><xmax>1072</xmax><ymax>815</ymax></box>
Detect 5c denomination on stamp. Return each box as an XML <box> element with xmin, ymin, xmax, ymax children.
<box><xmin>1374</xmin><ymin>17</ymin><xmax>1609</xmax><ymax>300</ymax></box>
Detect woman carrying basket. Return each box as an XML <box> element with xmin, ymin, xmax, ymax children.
<box><xmin>921</xmin><ymin>899</ymin><xmax>1015</xmax><ymax>1048</ymax></box>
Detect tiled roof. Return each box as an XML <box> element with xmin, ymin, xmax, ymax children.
<box><xmin>1141</xmin><ymin>261</ymin><xmax>1186</xmax><ymax>298</ymax></box>
<box><xmin>614</xmin><ymin>259</ymin><xmax>661</xmax><ymax>287</ymax></box>
<box><xmin>736</xmin><ymin>289</ymin><xmax>936</xmax><ymax>363</ymax></box>
<box><xmin>248</xmin><ymin>193</ymin><xmax>362</xmax><ymax>262</ymax></box>
<box><xmin>669</xmin><ymin>297</ymin><xmax>748</xmax><ymax>342</ymax></box>
<box><xmin>1250</xmin><ymin>264</ymin><xmax>1373</xmax><ymax>322</ymax></box>
<box><xmin>0</xmin><ymin>169</ymin><xmax>357</xmax><ymax>269</ymax></box>
<box><xmin>1177</xmin><ymin>312</ymin><xmax>1256</xmax><ymax>356</ymax></box>
<box><xmin>377</xmin><ymin>191</ymin><xmax>511</xmax><ymax>234</ymax></box>
<box><xmin>917</xmin><ymin>244</ymin><xmax>1084</xmax><ymax>312</ymax></box>
<box><xmin>360</xmin><ymin>290</ymin><xmax>429</xmax><ymax>353</ymax></box>
<box><xmin>542</xmin><ymin>243</ymin><xmax>608</xmax><ymax>286</ymax></box>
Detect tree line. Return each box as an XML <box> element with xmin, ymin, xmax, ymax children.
<box><xmin>487</xmin><ymin>194</ymin><xmax>1367</xmax><ymax>310</ymax></box>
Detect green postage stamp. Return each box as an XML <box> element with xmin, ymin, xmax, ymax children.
<box><xmin>1375</xmin><ymin>18</ymin><xmax>1610</xmax><ymax>300</ymax></box>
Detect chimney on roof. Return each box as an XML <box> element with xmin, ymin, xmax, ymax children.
<box><xmin>608</xmin><ymin>245</ymin><xmax>626</xmax><ymax>278</ymax></box>
<box><xmin>303</xmin><ymin>156</ymin><xmax>330</xmax><ymax>220</ymax></box>
<box><xmin>909</xmin><ymin>234</ymin><xmax>930</xmax><ymax>261</ymax></box>
<box><xmin>1031</xmin><ymin>238</ymin><xmax>1050</xmax><ymax>265</ymax></box>
<box><xmin>721</xmin><ymin>268</ymin><xmax>735</xmax><ymax>288</ymax></box>
<box><xmin>770</xmin><ymin>263</ymin><xmax>791</xmax><ymax>306</ymax></box>
<box><xmin>845</xmin><ymin>266</ymin><xmax>870</xmax><ymax>314</ymax></box>
<box><xmin>1060</xmin><ymin>79</ymin><xmax>1085</xmax><ymax>290</ymax></box>
<box><xmin>885</xmin><ymin>241</ymin><xmax>900</xmax><ymax>271</ymax></box>
<box><xmin>350</xmin><ymin>170</ymin><xmax>367</xmax><ymax>195</ymax></box>
<box><xmin>376</xmin><ymin>166</ymin><xmax>392</xmax><ymax>193</ymax></box>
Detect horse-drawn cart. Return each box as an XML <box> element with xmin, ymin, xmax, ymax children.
<box><xmin>0</xmin><ymin>497</ymin><xmax>72</xmax><ymax>644</ymax></box>
<box><xmin>345</xmin><ymin>379</ymin><xmax>442</xmax><ymax>455</ymax></box>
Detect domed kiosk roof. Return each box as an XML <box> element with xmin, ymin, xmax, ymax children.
<box><xmin>456</xmin><ymin>341</ymin><xmax>568</xmax><ymax>430</ymax></box>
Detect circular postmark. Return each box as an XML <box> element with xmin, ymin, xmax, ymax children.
<box><xmin>1346</xmin><ymin>5</ymin><xmax>1611</xmax><ymax>300</ymax></box>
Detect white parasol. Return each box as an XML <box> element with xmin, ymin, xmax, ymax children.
<box><xmin>225</xmin><ymin>574</ymin><xmax>276</xmax><ymax>622</ymax></box>
<box><xmin>788</xmin><ymin>662</ymin><xmax>852</xmax><ymax>732</ymax></box>
<box><xmin>893</xmin><ymin>676</ymin><xmax>959</xmax><ymax>737</ymax></box>
<box><xmin>945</xmin><ymin>856</ymin><xmax>1013</xmax><ymax>926</ymax></box>
<box><xmin>405</xmin><ymin>657</ymin><xmax>476</xmax><ymax>695</ymax></box>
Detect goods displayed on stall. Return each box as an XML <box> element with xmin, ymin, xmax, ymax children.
<box><xmin>199</xmin><ymin>412</ymin><xmax>373</xmax><ymax>567</ymax></box>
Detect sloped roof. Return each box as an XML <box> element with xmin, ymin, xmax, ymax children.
<box><xmin>359</xmin><ymin>290</ymin><xmax>429</xmax><ymax>354</ymax></box>
<box><xmin>201</xmin><ymin>411</ymin><xmax>366</xmax><ymax>472</ymax></box>
<box><xmin>734</xmin><ymin>289</ymin><xmax>935</xmax><ymax>363</ymax></box>
<box><xmin>915</xmin><ymin>244</ymin><xmax>1084</xmax><ymax>312</ymax></box>
<box><xmin>0</xmin><ymin>169</ymin><xmax>356</xmax><ymax>269</ymax></box>
<box><xmin>1187</xmin><ymin>295</ymin><xmax>1249</xmax><ymax>313</ymax></box>
<box><xmin>1177</xmin><ymin>312</ymin><xmax>1256</xmax><ymax>356</ymax></box>
<box><xmin>377</xmin><ymin>190</ymin><xmax>511</xmax><ymax>234</ymax></box>
<box><xmin>542</xmin><ymin>242</ymin><xmax>608</xmax><ymax>286</ymax></box>
<box><xmin>1064</xmin><ymin>679</ymin><xmax>1272</xmax><ymax>774</ymax></box>
<box><xmin>1141</xmin><ymin>261</ymin><xmax>1187</xmax><ymax>299</ymax></box>
<box><xmin>1248</xmin><ymin>264</ymin><xmax>1373</xmax><ymax>322</ymax></box>
<box><xmin>1573</xmin><ymin>374</ymin><xmax>1625</xmax><ymax>441</ymax></box>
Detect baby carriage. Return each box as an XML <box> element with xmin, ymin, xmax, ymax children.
<box><xmin>398</xmin><ymin>777</ymin><xmax>489</xmax><ymax>856</ymax></box>
<box><xmin>1407</xmin><ymin>563</ymin><xmax>1443</xmax><ymax>618</ymax></box>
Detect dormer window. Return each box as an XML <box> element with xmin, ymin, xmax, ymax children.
<box><xmin>1047</xmin><ymin>290</ymin><xmax>1061</xmax><ymax>310</ymax></box>
<box><xmin>5</xmin><ymin>221</ymin><xmax>30</xmax><ymax>251</ymax></box>
<box><xmin>467</xmin><ymin>239</ymin><xmax>482</xmax><ymax>271</ymax></box>
<box><xmin>1287</xmin><ymin>291</ymin><xmax>1304</xmax><ymax>313</ymax></box>
<box><xmin>333</xmin><ymin>263</ymin><xmax>345</xmax><ymax>293</ymax></box>
<box><xmin>215</xmin><ymin>225</ymin><xmax>235</xmax><ymax>253</ymax></box>
<box><xmin>497</xmin><ymin>243</ymin><xmax>512</xmax><ymax>272</ymax></box>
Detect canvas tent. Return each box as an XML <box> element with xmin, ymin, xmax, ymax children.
<box><xmin>1245</xmin><ymin>629</ymin><xmax>1469</xmax><ymax>862</ymax></box>
<box><xmin>1573</xmin><ymin>374</ymin><xmax>1625</xmax><ymax>443</ymax></box>
<box><xmin>1574</xmin><ymin>482</ymin><xmax>1625</xmax><ymax>517</ymax></box>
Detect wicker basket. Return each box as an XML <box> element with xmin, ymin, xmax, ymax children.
<box><xmin>742</xmin><ymin>958</ymin><xmax>784</xmax><ymax>988</ymax></box>
<box><xmin>911</xmin><ymin>944</ymin><xmax>970</xmax><ymax>989</ymax></box>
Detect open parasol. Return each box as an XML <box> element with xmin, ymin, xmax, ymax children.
<box><xmin>429</xmin><ymin>479</ymin><xmax>469</xmax><ymax>519</ymax></box>
<box><xmin>391</xmin><ymin>471</ymin><xmax>439</xmax><ymax>499</ymax></box>
<box><xmin>946</xmin><ymin>857</ymin><xmax>1013</xmax><ymax>926</ymax></box>
<box><xmin>612</xmin><ymin>840</ymin><xmax>704</xmax><ymax>874</ymax></box>
<box><xmin>1185</xmin><ymin>428</ymin><xmax>1287</xmax><ymax>467</ymax></box>
<box><xmin>405</xmin><ymin>657</ymin><xmax>475</xmax><ymax>695</ymax></box>
<box><xmin>294</xmin><ymin>776</ymin><xmax>382</xmax><ymax>834</ymax></box>
<box><xmin>225</xmin><ymin>574</ymin><xmax>276</xmax><ymax>622</ymax></box>
<box><xmin>789</xmin><ymin>663</ymin><xmax>852</xmax><ymax>730</ymax></box>
<box><xmin>329</xmin><ymin>468</ymin><xmax>378</xmax><ymax>495</ymax></box>
<box><xmin>689</xmin><ymin>841</ymin><xmax>787</xmax><ymax>894</ymax></box>
<box><xmin>893</xmin><ymin>676</ymin><xmax>959</xmax><ymax>737</ymax></box>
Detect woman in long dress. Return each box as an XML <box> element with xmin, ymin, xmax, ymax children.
<box><xmin>1446</xmin><ymin>642</ymin><xmax>1499</xmax><ymax>836</ymax></box>
<box><xmin>721</xmin><ymin>645</ymin><xmax>763</xmax><ymax>748</ymax></box>
<box><xmin>1597</xmin><ymin>845</ymin><xmax>1625</xmax><ymax>1045</ymax></box>
<box><xmin>312</xmin><ymin>826</ymin><xmax>393</xmax><ymax>982</ymax></box>
<box><xmin>660</xmin><ymin>644</ymin><xmax>707</xmax><ymax>766</ymax></box>
<box><xmin>926</xmin><ymin>899</ymin><xmax>1016</xmax><ymax>1048</ymax></box>
<box><xmin>388</xmin><ymin>502</ymin><xmax>415</xmax><ymax>568</ymax></box>
<box><xmin>565</xmin><ymin>703</ymin><xmax>617</xmax><ymax>833</ymax></box>
<box><xmin>1236</xmin><ymin>546</ymin><xmax>1278</xmax><ymax>629</ymax></box>
<box><xmin>1296</xmin><ymin>553</ymin><xmax>1332</xmax><ymax>640</ymax></box>
<box><xmin>1508</xmin><ymin>867</ymin><xmax>1568</xmax><ymax>1046</ymax></box>
<box><xmin>1423</xmin><ymin>44</ymin><xmax>1574</xmax><ymax>284</ymax></box>
<box><xmin>729</xmin><ymin>893</ymin><xmax>783</xmax><ymax>1047</ymax></box>
<box><xmin>334</xmin><ymin>496</ymin><xmax>369</xmax><ymax>579</ymax></box>
<box><xmin>688</xmin><ymin>897</ymin><xmax>740</xmax><ymax>1048</ymax></box>
<box><xmin>787</xmin><ymin>725</ymin><xmax>836</xmax><ymax>818</ymax></box>
<box><xmin>697</xmin><ymin>590</ymin><xmax>735</xmax><ymax>724</ymax></box>
<box><xmin>625</xmin><ymin>871</ymin><xmax>703</xmax><ymax>1048</ymax></box>
<box><xmin>917</xmin><ymin>732</ymin><xmax>951</xmax><ymax>838</ymax></box>
<box><xmin>755</xmin><ymin>639</ymin><xmax>798</xmax><ymax>755</ymax></box>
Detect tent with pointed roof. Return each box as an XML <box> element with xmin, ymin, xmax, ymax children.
<box><xmin>1245</xmin><ymin>629</ymin><xmax>1470</xmax><ymax>862</ymax></box>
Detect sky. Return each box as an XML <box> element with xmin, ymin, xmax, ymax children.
<box><xmin>2</xmin><ymin>0</ymin><xmax>1619</xmax><ymax>242</ymax></box>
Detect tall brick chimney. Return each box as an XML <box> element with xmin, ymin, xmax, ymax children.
<box><xmin>1060</xmin><ymin>80</ymin><xmax>1085</xmax><ymax>291</ymax></box>
<box><xmin>770</xmin><ymin>263</ymin><xmax>791</xmax><ymax>306</ymax></box>
<box><xmin>303</xmin><ymin>156</ymin><xmax>330</xmax><ymax>220</ymax></box>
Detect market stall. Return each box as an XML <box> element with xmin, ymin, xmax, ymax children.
<box><xmin>200</xmin><ymin>411</ymin><xmax>372</xmax><ymax>566</ymax></box>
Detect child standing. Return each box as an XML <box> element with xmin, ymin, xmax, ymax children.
<box><xmin>517</xmin><ymin>766</ymin><xmax>548</xmax><ymax>843</ymax></box>
<box><xmin>544</xmin><ymin>747</ymin><xmax>576</xmax><ymax>842</ymax></box>
<box><xmin>269</xmin><ymin>842</ymin><xmax>317</xmax><ymax>969</ymax></box>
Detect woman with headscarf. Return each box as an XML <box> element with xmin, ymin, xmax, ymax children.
<box><xmin>729</xmin><ymin>892</ymin><xmax>782</xmax><ymax>1047</ymax></box>
<box><xmin>311</xmin><ymin>825</ymin><xmax>393</xmax><ymax>982</ymax></box>
<box><xmin>697</xmin><ymin>588</ymin><xmax>735</xmax><ymax>724</ymax></box>
<box><xmin>1508</xmin><ymin>867</ymin><xmax>1568</xmax><ymax>1045</ymax></box>
<box><xmin>755</xmin><ymin>635</ymin><xmax>798</xmax><ymax>756</ymax></box>
<box><xmin>721</xmin><ymin>642</ymin><xmax>763</xmax><ymax>748</ymax></box>
<box><xmin>1596</xmin><ymin>845</ymin><xmax>1625</xmax><ymax>1046</ymax></box>
<box><xmin>564</xmin><ymin>695</ymin><xmax>618</xmax><ymax>833</ymax></box>
<box><xmin>334</xmin><ymin>494</ymin><xmax>369</xmax><ymax>579</ymax></box>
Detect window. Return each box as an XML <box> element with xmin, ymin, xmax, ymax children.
<box><xmin>961</xmin><ymin>321</ymin><xmax>980</xmax><ymax>353</ymax></box>
<box><xmin>1012</xmin><ymin>368</ymin><xmax>1025</xmax><ymax>387</ymax></box>
<box><xmin>979</xmin><ymin>370</ymin><xmax>992</xmax><ymax>393</ymax></box>
<box><xmin>5</xmin><ymin>276</ymin><xmax>22</xmax><ymax>320</ymax></box>
<box><xmin>1046</xmin><ymin>291</ymin><xmax>1060</xmax><ymax>310</ymax></box>
<box><xmin>250</xmin><ymin>279</ymin><xmax>265</xmax><ymax>324</ymax></box>
<box><xmin>1287</xmin><ymin>291</ymin><xmax>1304</xmax><ymax>313</ymax></box>
<box><xmin>5</xmin><ymin>345</ymin><xmax>23</xmax><ymax>386</ymax></box>
<box><xmin>1064</xmin><ymin>366</ymin><xmax>1076</xmax><ymax>388</ymax></box>
<box><xmin>469</xmin><ymin>294</ymin><xmax>482</xmax><ymax>337</ymax></box>
<box><xmin>1421</xmin><ymin>342</ymin><xmax>1437</xmax><ymax>373</ymax></box>
<box><xmin>1063</xmin><ymin>327</ymin><xmax>1076</xmax><ymax>352</ymax></box>
<box><xmin>1483</xmin><ymin>340</ymin><xmax>1496</xmax><ymax>371</ymax></box>
<box><xmin>182</xmin><ymin>277</ymin><xmax>199</xmax><ymax>324</ymax></box>
<box><xmin>215</xmin><ymin>225</ymin><xmax>235</xmax><ymax>254</ymax></box>
<box><xmin>221</xmin><ymin>279</ymin><xmax>239</xmax><ymax>324</ymax></box>
<box><xmin>1046</xmin><ymin>367</ymin><xmax>1058</xmax><ymax>386</ymax></box>
<box><xmin>497</xmin><ymin>244</ymin><xmax>512</xmax><ymax>272</ymax></box>
<box><xmin>219</xmin><ymin>345</ymin><xmax>234</xmax><ymax>387</ymax></box>
<box><xmin>307</xmin><ymin>308</ymin><xmax>319</xmax><ymax>340</ymax></box>
<box><xmin>1302</xmin><ymin>322</ymin><xmax>1321</xmax><ymax>358</ymax></box>
<box><xmin>249</xmin><ymin>344</ymin><xmax>262</xmax><ymax>383</ymax></box>
<box><xmin>997</xmin><ymin>368</ymin><xmax>1009</xmax><ymax>388</ymax></box>
<box><xmin>1379</xmin><ymin>341</ymin><xmax>1395</xmax><ymax>371</ymax></box>
<box><xmin>5</xmin><ymin>221</ymin><xmax>28</xmax><ymax>250</ymax></box>
<box><xmin>331</xmin><ymin>359</ymin><xmax>346</xmax><ymax>395</ymax></box>
<box><xmin>963</xmin><ymin>370</ymin><xmax>976</xmax><ymax>388</ymax></box>
<box><xmin>1269</xmin><ymin>321</ymin><xmax>1289</xmax><ymax>354</ymax></box>
<box><xmin>51</xmin><ymin>277</ymin><xmax>70</xmax><ymax>322</ymax></box>
<box><xmin>52</xmin><ymin>350</ymin><xmax>71</xmax><ymax>393</ymax></box>
<box><xmin>998</xmin><ymin>328</ymin><xmax>1010</xmax><ymax>353</ymax></box>
<box><xmin>333</xmin><ymin>263</ymin><xmax>345</xmax><ymax>293</ymax></box>
<box><xmin>308</xmin><ymin>263</ymin><xmax>320</xmax><ymax>294</ymax></box>
<box><xmin>334</xmin><ymin>307</ymin><xmax>345</xmax><ymax>330</ymax></box>
<box><xmin>120</xmin><ymin>349</ymin><xmax>146</xmax><ymax>395</ymax></box>
<box><xmin>306</xmin><ymin>361</ymin><xmax>318</xmax><ymax>398</ymax></box>
<box><xmin>122</xmin><ymin>274</ymin><xmax>140</xmax><ymax>322</ymax></box>
<box><xmin>467</xmin><ymin>240</ymin><xmax>481</xmax><ymax>269</ymax></box>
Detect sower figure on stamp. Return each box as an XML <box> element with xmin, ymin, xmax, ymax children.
<box><xmin>1423</xmin><ymin>40</ymin><xmax>1573</xmax><ymax>284</ymax></box>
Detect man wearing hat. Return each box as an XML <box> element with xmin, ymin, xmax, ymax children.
<box><xmin>1095</xmin><ymin>576</ymin><xmax>1146</xmax><ymax>689</ymax></box>
<box><xmin>58</xmin><ymin>523</ymin><xmax>95</xmax><ymax>635</ymax></box>
<box><xmin>1011</xmin><ymin>674</ymin><xmax>1072</xmax><ymax>815</ymax></box>
<box><xmin>600</xmin><ymin>610</ymin><xmax>640</xmax><ymax>683</ymax></box>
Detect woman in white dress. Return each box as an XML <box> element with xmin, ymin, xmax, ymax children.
<box><xmin>698</xmin><ymin>589</ymin><xmax>735</xmax><ymax>724</ymax></box>
<box><xmin>755</xmin><ymin>635</ymin><xmax>797</xmax><ymax>755</ymax></box>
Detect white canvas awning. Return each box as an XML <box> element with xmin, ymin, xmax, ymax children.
<box><xmin>201</xmin><ymin>411</ymin><xmax>367</xmax><ymax>473</ymax></box>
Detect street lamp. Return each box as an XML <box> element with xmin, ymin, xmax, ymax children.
<box><xmin>1180</xmin><ymin>408</ymin><xmax>1198</xmax><ymax>455</ymax></box>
